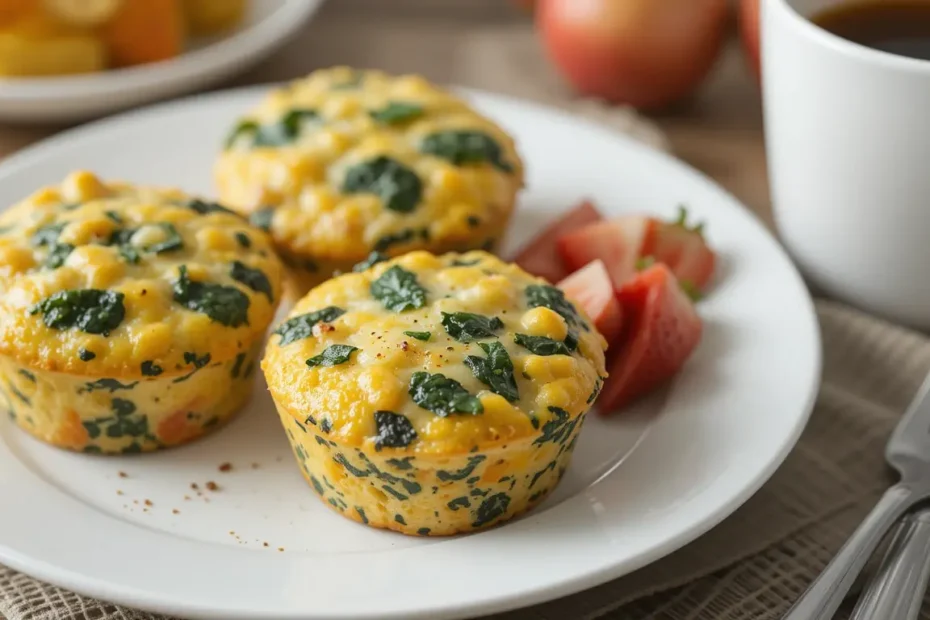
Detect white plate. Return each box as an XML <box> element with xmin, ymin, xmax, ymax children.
<box><xmin>0</xmin><ymin>0</ymin><xmax>323</xmax><ymax>123</ymax></box>
<box><xmin>0</xmin><ymin>87</ymin><xmax>821</xmax><ymax>620</ymax></box>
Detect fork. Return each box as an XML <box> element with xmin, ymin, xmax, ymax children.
<box><xmin>848</xmin><ymin>507</ymin><xmax>930</xmax><ymax>620</ymax></box>
<box><xmin>782</xmin><ymin>371</ymin><xmax>930</xmax><ymax>620</ymax></box>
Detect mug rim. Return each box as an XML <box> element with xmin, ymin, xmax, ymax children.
<box><xmin>770</xmin><ymin>0</ymin><xmax>930</xmax><ymax>73</ymax></box>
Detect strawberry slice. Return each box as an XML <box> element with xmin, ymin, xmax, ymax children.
<box><xmin>597</xmin><ymin>263</ymin><xmax>703</xmax><ymax>413</ymax></box>
<box><xmin>557</xmin><ymin>260</ymin><xmax>624</xmax><ymax>343</ymax></box>
<box><xmin>556</xmin><ymin>215</ymin><xmax>653</xmax><ymax>290</ymax></box>
<box><xmin>642</xmin><ymin>207</ymin><xmax>716</xmax><ymax>294</ymax></box>
<box><xmin>513</xmin><ymin>200</ymin><xmax>603</xmax><ymax>283</ymax></box>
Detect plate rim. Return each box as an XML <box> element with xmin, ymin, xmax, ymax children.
<box><xmin>0</xmin><ymin>0</ymin><xmax>323</xmax><ymax>101</ymax></box>
<box><xmin>0</xmin><ymin>84</ymin><xmax>823</xmax><ymax>620</ymax></box>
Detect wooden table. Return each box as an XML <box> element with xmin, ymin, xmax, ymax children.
<box><xmin>0</xmin><ymin>0</ymin><xmax>772</xmax><ymax>227</ymax></box>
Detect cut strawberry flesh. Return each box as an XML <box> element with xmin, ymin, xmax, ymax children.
<box><xmin>556</xmin><ymin>215</ymin><xmax>653</xmax><ymax>290</ymax></box>
<box><xmin>558</xmin><ymin>259</ymin><xmax>624</xmax><ymax>343</ymax></box>
<box><xmin>512</xmin><ymin>200</ymin><xmax>603</xmax><ymax>283</ymax></box>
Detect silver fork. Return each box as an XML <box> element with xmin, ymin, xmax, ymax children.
<box><xmin>848</xmin><ymin>508</ymin><xmax>930</xmax><ymax>620</ymax></box>
<box><xmin>782</xmin><ymin>372</ymin><xmax>930</xmax><ymax>620</ymax></box>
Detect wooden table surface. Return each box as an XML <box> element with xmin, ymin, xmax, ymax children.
<box><xmin>0</xmin><ymin>0</ymin><xmax>772</xmax><ymax>227</ymax></box>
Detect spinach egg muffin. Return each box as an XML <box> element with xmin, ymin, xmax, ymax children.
<box><xmin>214</xmin><ymin>66</ymin><xmax>524</xmax><ymax>297</ymax></box>
<box><xmin>262</xmin><ymin>250</ymin><xmax>607</xmax><ymax>536</ymax></box>
<box><xmin>0</xmin><ymin>171</ymin><xmax>283</xmax><ymax>454</ymax></box>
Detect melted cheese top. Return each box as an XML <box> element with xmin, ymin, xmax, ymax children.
<box><xmin>215</xmin><ymin>67</ymin><xmax>524</xmax><ymax>263</ymax></box>
<box><xmin>0</xmin><ymin>171</ymin><xmax>283</xmax><ymax>377</ymax></box>
<box><xmin>262</xmin><ymin>251</ymin><xmax>607</xmax><ymax>456</ymax></box>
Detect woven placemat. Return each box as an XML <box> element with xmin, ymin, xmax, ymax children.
<box><xmin>3</xmin><ymin>6</ymin><xmax>927</xmax><ymax>620</ymax></box>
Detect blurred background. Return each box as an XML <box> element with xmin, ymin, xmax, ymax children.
<box><xmin>0</xmin><ymin>0</ymin><xmax>766</xmax><ymax>226</ymax></box>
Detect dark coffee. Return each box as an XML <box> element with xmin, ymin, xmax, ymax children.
<box><xmin>812</xmin><ymin>2</ymin><xmax>930</xmax><ymax>61</ymax></box>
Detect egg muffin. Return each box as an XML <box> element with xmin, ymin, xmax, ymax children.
<box><xmin>214</xmin><ymin>67</ymin><xmax>525</xmax><ymax>297</ymax></box>
<box><xmin>262</xmin><ymin>251</ymin><xmax>607</xmax><ymax>535</ymax></box>
<box><xmin>0</xmin><ymin>171</ymin><xmax>283</xmax><ymax>454</ymax></box>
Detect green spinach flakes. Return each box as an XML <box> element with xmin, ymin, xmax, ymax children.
<box><xmin>409</xmin><ymin>371</ymin><xmax>483</xmax><ymax>417</ymax></box>
<box><xmin>141</xmin><ymin>361</ymin><xmax>163</xmax><ymax>377</ymax></box>
<box><xmin>186</xmin><ymin>198</ymin><xmax>237</xmax><ymax>216</ymax></box>
<box><xmin>472</xmin><ymin>492</ymin><xmax>511</xmax><ymax>528</ymax></box>
<box><xmin>352</xmin><ymin>251</ymin><xmax>388</xmax><ymax>272</ymax></box>
<box><xmin>230</xmin><ymin>261</ymin><xmax>273</xmax><ymax>302</ymax></box>
<box><xmin>464</xmin><ymin>341</ymin><xmax>518</xmax><ymax>402</ymax></box>
<box><xmin>373</xmin><ymin>410</ymin><xmax>417</xmax><ymax>449</ymax></box>
<box><xmin>305</xmin><ymin>344</ymin><xmax>359</xmax><ymax>368</ymax></box>
<box><xmin>44</xmin><ymin>243</ymin><xmax>74</xmax><ymax>269</ymax></box>
<box><xmin>420</xmin><ymin>130</ymin><xmax>513</xmax><ymax>173</ymax></box>
<box><xmin>370</xmin><ymin>265</ymin><xmax>427</xmax><ymax>312</ymax></box>
<box><xmin>369</xmin><ymin>102</ymin><xmax>424</xmax><ymax>125</ymax></box>
<box><xmin>273</xmin><ymin>306</ymin><xmax>346</xmax><ymax>345</ymax></box>
<box><xmin>225</xmin><ymin>109</ymin><xmax>319</xmax><ymax>149</ymax></box>
<box><xmin>513</xmin><ymin>333</ymin><xmax>572</xmax><ymax>356</ymax></box>
<box><xmin>373</xmin><ymin>228</ymin><xmax>428</xmax><ymax>253</ymax></box>
<box><xmin>403</xmin><ymin>330</ymin><xmax>431</xmax><ymax>341</ymax></box>
<box><xmin>525</xmin><ymin>284</ymin><xmax>584</xmax><ymax>329</ymax></box>
<box><xmin>31</xmin><ymin>289</ymin><xmax>125</xmax><ymax>336</ymax></box>
<box><xmin>440</xmin><ymin>312</ymin><xmax>503</xmax><ymax>342</ymax></box>
<box><xmin>343</xmin><ymin>156</ymin><xmax>423</xmax><ymax>214</ymax></box>
<box><xmin>173</xmin><ymin>265</ymin><xmax>250</xmax><ymax>327</ymax></box>
<box><xmin>249</xmin><ymin>207</ymin><xmax>275</xmax><ymax>232</ymax></box>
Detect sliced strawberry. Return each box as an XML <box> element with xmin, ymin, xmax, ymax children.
<box><xmin>556</xmin><ymin>215</ymin><xmax>653</xmax><ymax>290</ymax></box>
<box><xmin>643</xmin><ymin>207</ymin><xmax>716</xmax><ymax>293</ymax></box>
<box><xmin>597</xmin><ymin>264</ymin><xmax>703</xmax><ymax>413</ymax></box>
<box><xmin>513</xmin><ymin>200</ymin><xmax>603</xmax><ymax>283</ymax></box>
<box><xmin>557</xmin><ymin>260</ymin><xmax>624</xmax><ymax>343</ymax></box>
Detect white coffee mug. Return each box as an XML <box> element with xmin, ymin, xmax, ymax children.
<box><xmin>764</xmin><ymin>0</ymin><xmax>930</xmax><ymax>329</ymax></box>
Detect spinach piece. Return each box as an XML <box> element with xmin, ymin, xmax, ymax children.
<box><xmin>587</xmin><ymin>377</ymin><xmax>604</xmax><ymax>404</ymax></box>
<box><xmin>78</xmin><ymin>348</ymin><xmax>95</xmax><ymax>362</ymax></box>
<box><xmin>7</xmin><ymin>381</ymin><xmax>29</xmax><ymax>405</ymax></box>
<box><xmin>334</xmin><ymin>453</ymin><xmax>369</xmax><ymax>477</ymax></box>
<box><xmin>173</xmin><ymin>265</ymin><xmax>250</xmax><ymax>327</ymax></box>
<box><xmin>31</xmin><ymin>289</ymin><xmax>125</xmax><ymax>336</ymax></box>
<box><xmin>525</xmin><ymin>285</ymin><xmax>584</xmax><ymax>328</ymax></box>
<box><xmin>225</xmin><ymin>109</ymin><xmax>319</xmax><ymax>148</ymax></box>
<box><xmin>273</xmin><ymin>306</ymin><xmax>345</xmax><ymax>345</ymax></box>
<box><xmin>352</xmin><ymin>251</ymin><xmax>388</xmax><ymax>272</ymax></box>
<box><xmin>440</xmin><ymin>312</ymin><xmax>503</xmax><ymax>342</ymax></box>
<box><xmin>140</xmin><ymin>361</ymin><xmax>163</xmax><ymax>377</ymax></box>
<box><xmin>230</xmin><ymin>261</ymin><xmax>273</xmax><ymax>302</ymax></box>
<box><xmin>343</xmin><ymin>156</ymin><xmax>423</xmax><ymax>214</ymax></box>
<box><xmin>373</xmin><ymin>410</ymin><xmax>417</xmax><ymax>450</ymax></box>
<box><xmin>420</xmin><ymin>130</ymin><xmax>513</xmax><ymax>173</ymax></box>
<box><xmin>436</xmin><ymin>455</ymin><xmax>486</xmax><ymax>482</ymax></box>
<box><xmin>234</xmin><ymin>232</ymin><xmax>251</xmax><ymax>249</ymax></box>
<box><xmin>31</xmin><ymin>223</ymin><xmax>65</xmax><ymax>247</ymax></box>
<box><xmin>403</xmin><ymin>330</ymin><xmax>431</xmax><ymax>342</ymax></box>
<box><xmin>417</xmin><ymin>527</ymin><xmax>431</xmax><ymax>536</ymax></box>
<box><xmin>320</xmin><ymin>418</ymin><xmax>333</xmax><ymax>433</ymax></box>
<box><xmin>394</xmin><ymin>514</ymin><xmax>407</xmax><ymax>525</ymax></box>
<box><xmin>450</xmin><ymin>257</ymin><xmax>481</xmax><ymax>267</ymax></box>
<box><xmin>249</xmin><ymin>208</ymin><xmax>275</xmax><ymax>232</ymax></box>
<box><xmin>370</xmin><ymin>102</ymin><xmax>424</xmax><ymax>125</ymax></box>
<box><xmin>534</xmin><ymin>407</ymin><xmax>576</xmax><ymax>446</ymax></box>
<box><xmin>464</xmin><ymin>341</ymin><xmax>519</xmax><ymax>402</ymax></box>
<box><xmin>409</xmin><ymin>371</ymin><xmax>483</xmax><ymax>417</ymax></box>
<box><xmin>18</xmin><ymin>369</ymin><xmax>35</xmax><ymax>383</ymax></box>
<box><xmin>370</xmin><ymin>265</ymin><xmax>427</xmax><ymax>312</ymax></box>
<box><xmin>186</xmin><ymin>198</ymin><xmax>236</xmax><ymax>216</ymax></box>
<box><xmin>44</xmin><ymin>243</ymin><xmax>74</xmax><ymax>269</ymax></box>
<box><xmin>82</xmin><ymin>398</ymin><xmax>150</xmax><ymax>441</ymax></box>
<box><xmin>231</xmin><ymin>353</ymin><xmax>246</xmax><ymax>379</ymax></box>
<box><xmin>514</xmin><ymin>333</ymin><xmax>572</xmax><ymax>356</ymax></box>
<box><xmin>104</xmin><ymin>210</ymin><xmax>123</xmax><ymax>224</ymax></box>
<box><xmin>448</xmin><ymin>497</ymin><xmax>471</xmax><ymax>511</ymax></box>
<box><xmin>387</xmin><ymin>457</ymin><xmax>414</xmax><ymax>470</ymax></box>
<box><xmin>172</xmin><ymin>352</ymin><xmax>212</xmax><ymax>383</ymax></box>
<box><xmin>305</xmin><ymin>344</ymin><xmax>359</xmax><ymax>368</ymax></box>
<box><xmin>373</xmin><ymin>228</ymin><xmax>426</xmax><ymax>252</ymax></box>
<box><xmin>355</xmin><ymin>507</ymin><xmax>369</xmax><ymax>523</ymax></box>
<box><xmin>143</xmin><ymin>223</ymin><xmax>184</xmax><ymax>254</ymax></box>
<box><xmin>82</xmin><ymin>378</ymin><xmax>138</xmax><ymax>393</ymax></box>
<box><xmin>472</xmin><ymin>492</ymin><xmax>511</xmax><ymax>528</ymax></box>
<box><xmin>466</xmin><ymin>215</ymin><xmax>481</xmax><ymax>228</ymax></box>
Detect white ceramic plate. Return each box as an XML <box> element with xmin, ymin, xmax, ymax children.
<box><xmin>0</xmin><ymin>87</ymin><xmax>821</xmax><ymax>620</ymax></box>
<box><xmin>0</xmin><ymin>0</ymin><xmax>323</xmax><ymax>123</ymax></box>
